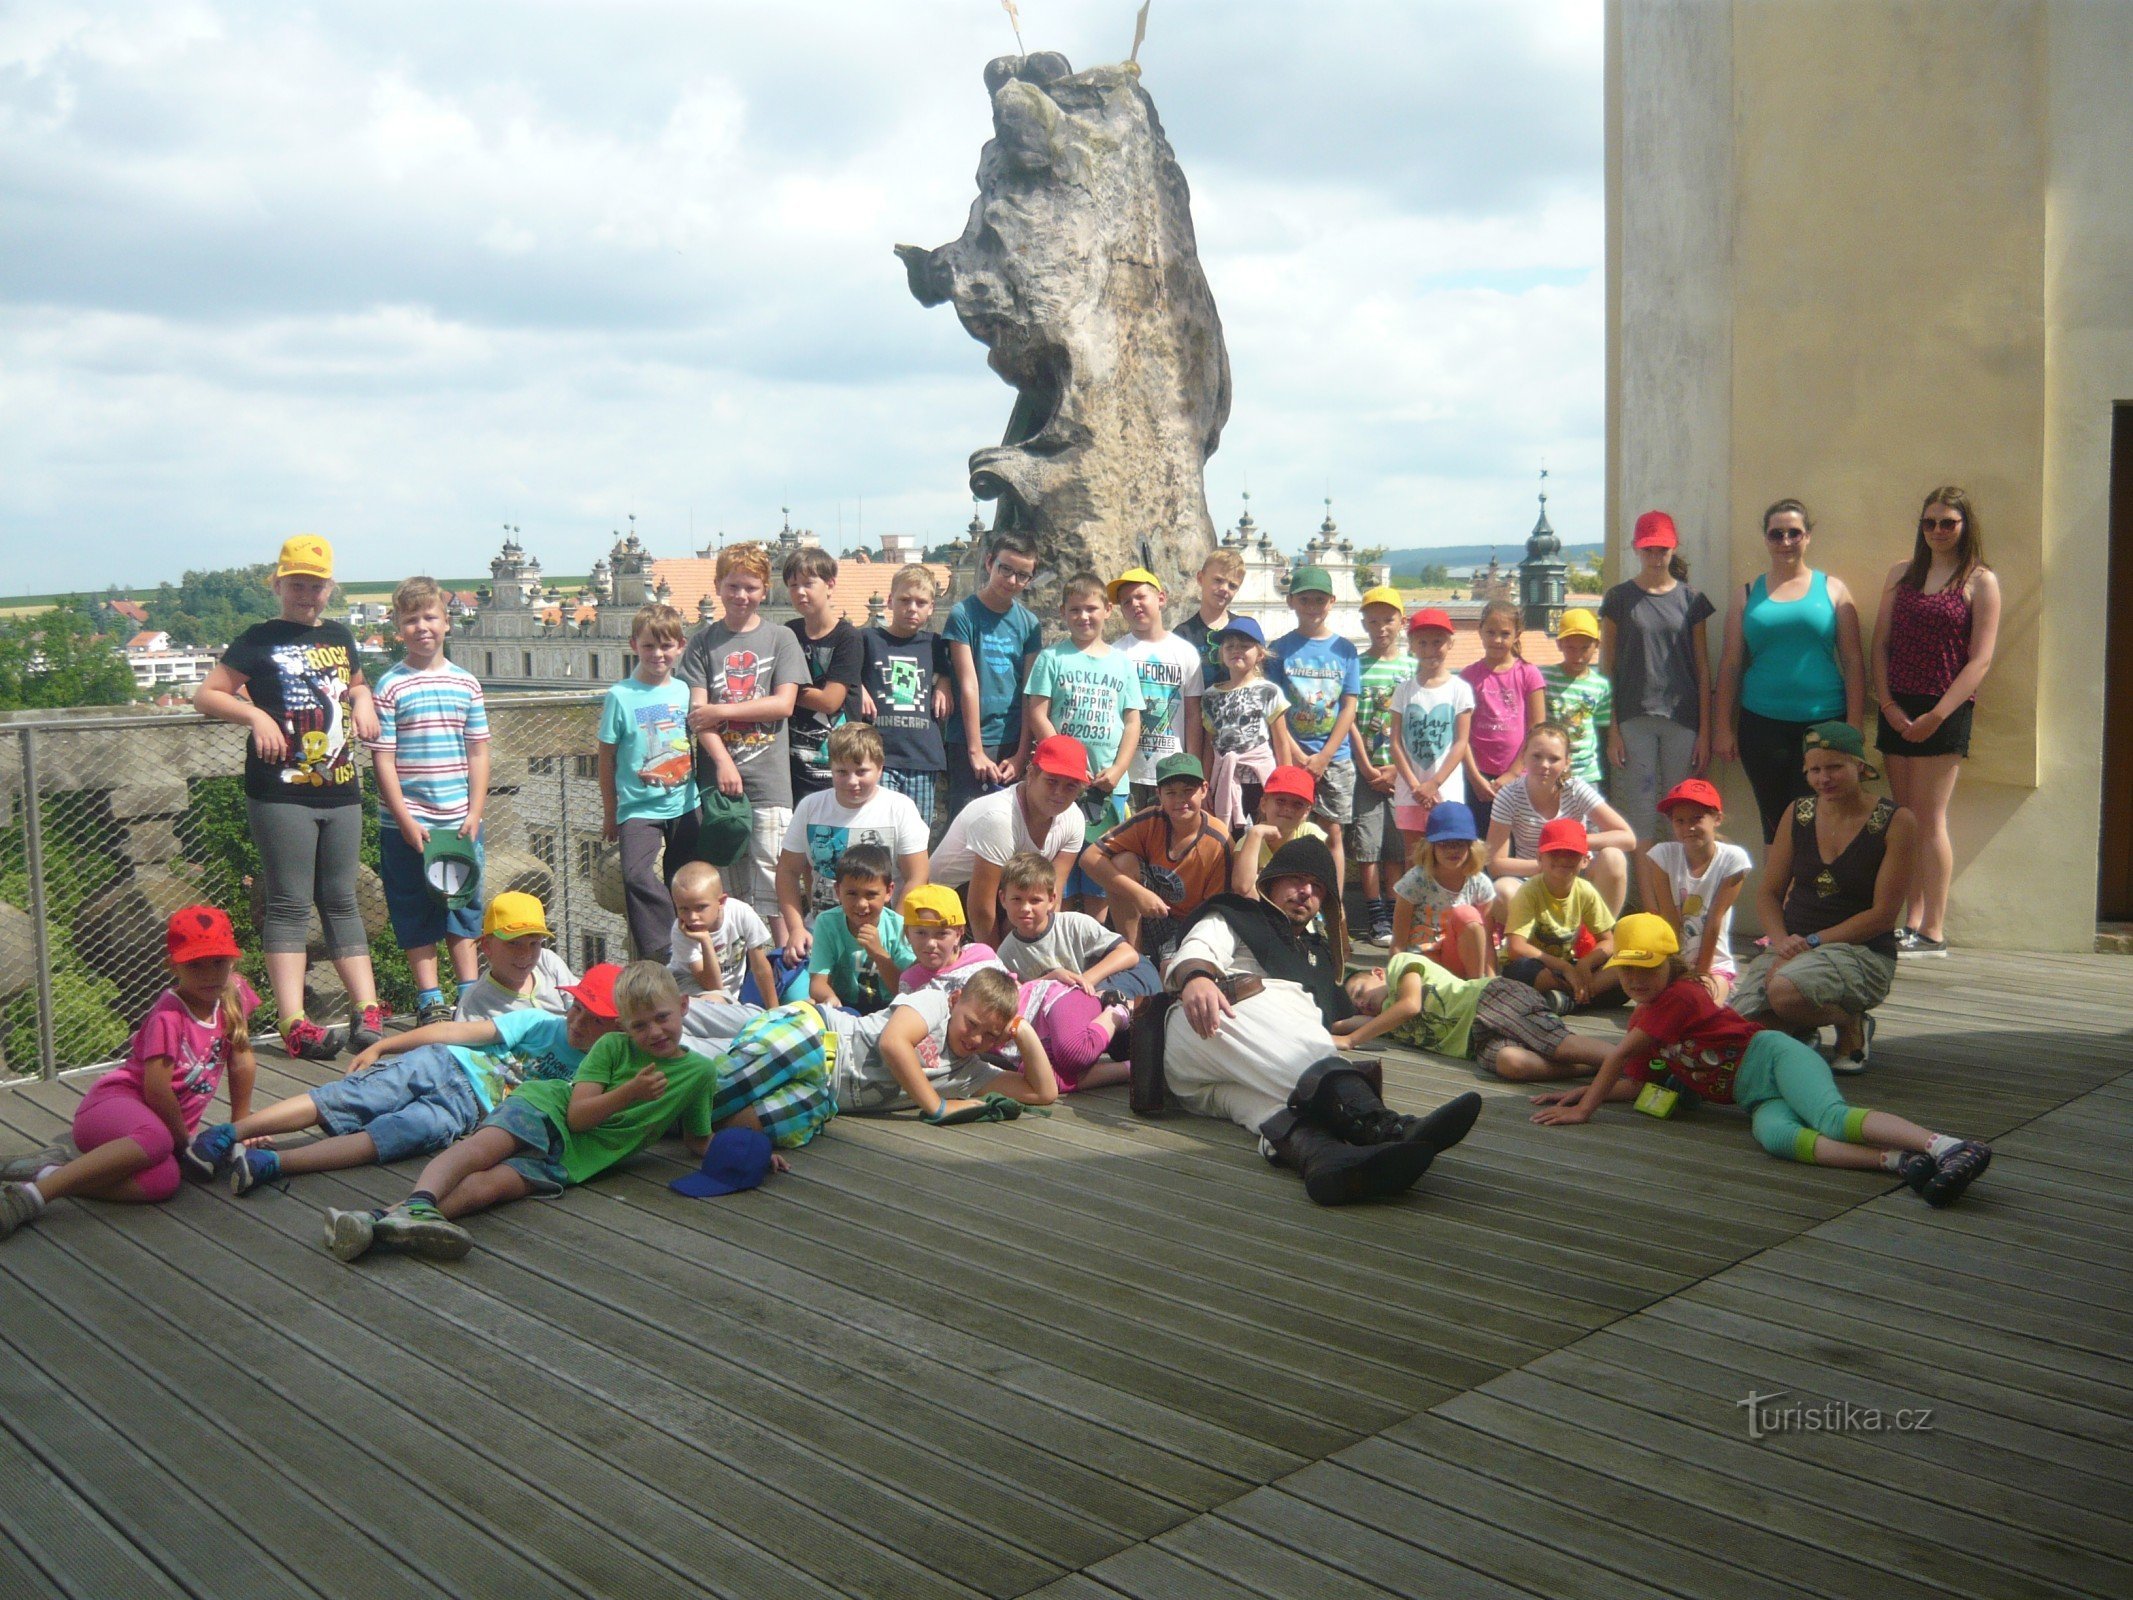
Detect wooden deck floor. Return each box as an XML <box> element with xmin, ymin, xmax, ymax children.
<box><xmin>0</xmin><ymin>948</ymin><xmax>2127</xmax><ymax>1600</ymax></box>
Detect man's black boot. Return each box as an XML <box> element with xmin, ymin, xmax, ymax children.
<box><xmin>1262</xmin><ymin>1115</ymin><xmax>1439</xmax><ymax>1205</ymax></box>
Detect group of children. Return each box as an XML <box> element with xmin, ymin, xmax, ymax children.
<box><xmin>0</xmin><ymin>531</ymin><xmax>1996</xmax><ymax>1258</ymax></box>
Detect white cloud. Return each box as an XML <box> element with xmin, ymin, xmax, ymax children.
<box><xmin>0</xmin><ymin>0</ymin><xmax>1602</xmax><ymax>590</ymax></box>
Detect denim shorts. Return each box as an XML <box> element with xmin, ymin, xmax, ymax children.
<box><xmin>380</xmin><ymin>825</ymin><xmax>485</xmax><ymax>951</ymax></box>
<box><xmin>311</xmin><ymin>1045</ymin><xmax>485</xmax><ymax>1163</ymax></box>
<box><xmin>481</xmin><ymin>1098</ymin><xmax>571</xmax><ymax>1196</ymax></box>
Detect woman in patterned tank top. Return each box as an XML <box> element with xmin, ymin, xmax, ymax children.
<box><xmin>1869</xmin><ymin>487</ymin><xmax>2000</xmax><ymax>958</ymax></box>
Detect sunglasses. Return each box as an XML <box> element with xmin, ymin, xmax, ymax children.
<box><xmin>1763</xmin><ymin>527</ymin><xmax>1807</xmax><ymax>543</ymax></box>
<box><xmin>1919</xmin><ymin>516</ymin><xmax>1963</xmax><ymax>533</ymax></box>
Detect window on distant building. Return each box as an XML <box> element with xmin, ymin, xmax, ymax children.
<box><xmin>587</xmin><ymin>652</ymin><xmax>598</xmax><ymax>679</ymax></box>
<box><xmin>575</xmin><ymin>835</ymin><xmax>600</xmax><ymax>879</ymax></box>
<box><xmin>522</xmin><ymin>651</ymin><xmax>533</xmax><ymax>677</ymax></box>
<box><xmin>528</xmin><ymin>756</ymin><xmax>554</xmax><ymax>775</ymax></box>
<box><xmin>484</xmin><ymin>650</ymin><xmax>495</xmax><ymax>677</ymax></box>
<box><xmin>572</xmin><ymin>754</ymin><xmax>597</xmax><ymax>779</ymax></box>
<box><xmin>580</xmin><ymin>933</ymin><xmax>610</xmax><ymax>971</ymax></box>
<box><xmin>529</xmin><ymin>830</ymin><xmax>556</xmax><ymax>870</ymax></box>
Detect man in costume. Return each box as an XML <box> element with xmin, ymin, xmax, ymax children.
<box><xmin>1133</xmin><ymin>834</ymin><xmax>1483</xmax><ymax>1204</ymax></box>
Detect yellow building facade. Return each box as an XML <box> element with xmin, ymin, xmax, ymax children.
<box><xmin>1607</xmin><ymin>0</ymin><xmax>2133</xmax><ymax>950</ymax></box>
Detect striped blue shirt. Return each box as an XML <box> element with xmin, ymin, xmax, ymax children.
<box><xmin>368</xmin><ymin>658</ymin><xmax>489</xmax><ymax>825</ymax></box>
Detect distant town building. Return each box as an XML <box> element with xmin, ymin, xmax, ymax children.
<box><xmin>121</xmin><ymin>630</ymin><xmax>219</xmax><ymax>694</ymax></box>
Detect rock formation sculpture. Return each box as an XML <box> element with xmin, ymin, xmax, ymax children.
<box><xmin>897</xmin><ymin>52</ymin><xmax>1230</xmax><ymax>610</ymax></box>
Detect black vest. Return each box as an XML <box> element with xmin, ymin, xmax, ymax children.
<box><xmin>1183</xmin><ymin>893</ymin><xmax>1352</xmax><ymax>1024</ymax></box>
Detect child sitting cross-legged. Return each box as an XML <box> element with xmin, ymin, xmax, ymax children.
<box><xmin>325</xmin><ymin>962</ymin><xmax>821</xmax><ymax>1261</ymax></box>
<box><xmin>1531</xmin><ymin>915</ymin><xmax>1993</xmax><ymax>1205</ymax></box>
<box><xmin>1500</xmin><ymin>818</ymin><xmax>1620</xmax><ymax>1011</ymax></box>
<box><xmin>808</xmin><ymin>842</ymin><xmax>915</xmax><ymax>1014</ymax></box>
<box><xmin>666</xmin><ymin>860</ymin><xmax>778</xmax><ymax>1005</ymax></box>
<box><xmin>191</xmin><ymin>965</ymin><xmax>623</xmax><ymax>1195</ymax></box>
<box><xmin>1336</xmin><ymin>954</ymin><xmax>1615</xmax><ymax>1083</ymax></box>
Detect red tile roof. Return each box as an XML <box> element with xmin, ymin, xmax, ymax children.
<box><xmin>651</xmin><ymin>556</ymin><xmax>955</xmax><ymax>628</ymax></box>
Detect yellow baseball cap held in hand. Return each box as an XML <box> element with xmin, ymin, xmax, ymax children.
<box><xmin>1605</xmin><ymin>913</ymin><xmax>1680</xmax><ymax>969</ymax></box>
<box><xmin>275</xmin><ymin>534</ymin><xmax>335</xmax><ymax>580</ymax></box>
<box><xmin>482</xmin><ymin>891</ymin><xmax>551</xmax><ymax>942</ymax></box>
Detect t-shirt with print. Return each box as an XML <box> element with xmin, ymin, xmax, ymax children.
<box><xmin>1621</xmin><ymin>979</ymin><xmax>1763</xmax><ymax>1104</ymax></box>
<box><xmin>598</xmin><ymin>676</ymin><xmax>697</xmax><ymax>822</ymax></box>
<box><xmin>446</xmin><ymin>1006</ymin><xmax>589</xmax><ymax>1113</ymax></box>
<box><xmin>1355</xmin><ymin>649</ymin><xmax>1410</xmax><ymax>772</ymax></box>
<box><xmin>1391</xmin><ymin>865</ymin><xmax>1496</xmax><ymax>947</ymax></box>
<box><xmin>780</xmin><ymin>787</ymin><xmax>929</xmax><ymax>915</ymax></box>
<box><xmin>455</xmin><ymin>948</ymin><xmax>578</xmax><ymax>1023</ymax></box>
<box><xmin>1024</xmin><ymin>641</ymin><xmax>1146</xmax><ymax>778</ymax></box>
<box><xmin>828</xmin><ymin>986</ymin><xmax>959</xmax><ymax>1109</ymax></box>
<box><xmin>1460</xmin><ymin>658</ymin><xmax>1547</xmax><ymax>778</ymax></box>
<box><xmin>105</xmin><ymin>980</ymin><xmax>261</xmax><ymax>1133</ymax></box>
<box><xmin>510</xmin><ymin>1033</ymin><xmax>718</xmax><ymax>1185</ymax></box>
<box><xmin>1120</xmin><ymin>633</ymin><xmax>1204</xmax><ymax>784</ymax></box>
<box><xmin>995</xmin><ymin>910</ymin><xmax>1125</xmax><ymax>982</ymax></box>
<box><xmin>1647</xmin><ymin>840</ymin><xmax>1755</xmax><ymax>976</ymax></box>
<box><xmin>368</xmin><ymin>657</ymin><xmax>489</xmax><ymax>828</ymax></box>
<box><xmin>1506</xmin><ymin>876</ymin><xmax>1615</xmax><ymax>961</ymax></box>
<box><xmin>1491</xmin><ymin>775</ymin><xmax>1610</xmax><ymax>862</ymax></box>
<box><xmin>862</xmin><ymin>627</ymin><xmax>950</xmax><ymax>772</ymax></box>
<box><xmin>786</xmin><ymin>617</ymin><xmax>864</xmax><ymax>793</ymax></box>
<box><xmin>1202</xmin><ymin>679</ymin><xmax>1286</xmax><ymax>756</ymax></box>
<box><xmin>1380</xmin><ymin>952</ymin><xmax>1491</xmax><ymax>1059</ymax></box>
<box><xmin>680</xmin><ymin>617</ymin><xmax>809</xmax><ymax>807</ymax></box>
<box><xmin>666</xmin><ymin>897</ymin><xmax>775</xmax><ymax>996</ymax></box>
<box><xmin>809</xmin><ymin>907</ymin><xmax>917</xmax><ymax>1012</ymax></box>
<box><xmin>222</xmin><ymin>619</ymin><xmax>364</xmax><ymax>807</ymax></box>
<box><xmin>1175</xmin><ymin>612</ymin><xmax>1232</xmax><ymax>693</ymax></box>
<box><xmin>928</xmin><ymin>786</ymin><xmax>1087</xmax><ymax>890</ymax></box>
<box><xmin>1541</xmin><ymin>665</ymin><xmax>1614</xmax><ymax>784</ymax></box>
<box><xmin>1269</xmin><ymin>630</ymin><xmax>1362</xmax><ymax>762</ymax></box>
<box><xmin>1096</xmin><ymin>809</ymin><xmax>1232</xmax><ymax>915</ymax></box>
<box><xmin>942</xmin><ymin>594</ymin><xmax>1042</xmax><ymax>750</ymax></box>
<box><xmin>1389</xmin><ymin>675</ymin><xmax>1474</xmax><ymax>806</ymax></box>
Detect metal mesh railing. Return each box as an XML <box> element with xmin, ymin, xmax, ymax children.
<box><xmin>0</xmin><ymin>694</ymin><xmax>621</xmax><ymax>1079</ymax></box>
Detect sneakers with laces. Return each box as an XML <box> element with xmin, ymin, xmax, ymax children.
<box><xmin>282</xmin><ymin>1017</ymin><xmax>346</xmax><ymax>1061</ymax></box>
<box><xmin>0</xmin><ymin>1143</ymin><xmax>75</xmax><ymax>1184</ymax></box>
<box><xmin>415</xmin><ymin>999</ymin><xmax>455</xmax><ymax>1028</ymax></box>
<box><xmin>374</xmin><ymin>1198</ymin><xmax>473</xmax><ymax>1261</ymax></box>
<box><xmin>229</xmin><ymin>1147</ymin><xmax>281</xmax><ymax>1196</ymax></box>
<box><xmin>1368</xmin><ymin>900</ymin><xmax>1396</xmax><ymax>947</ymax></box>
<box><xmin>349</xmin><ymin>1004</ymin><xmax>389</xmax><ymax>1053</ymax></box>
<box><xmin>1920</xmin><ymin>1140</ymin><xmax>1992</xmax><ymax>1208</ymax></box>
<box><xmin>179</xmin><ymin>1122</ymin><xmax>239</xmax><ymax>1181</ymax></box>
<box><xmin>323</xmin><ymin>1207</ymin><xmax>377</xmax><ymax>1261</ymax></box>
<box><xmin>0</xmin><ymin>1183</ymin><xmax>46</xmax><ymax>1239</ymax></box>
<box><xmin>1897</xmin><ymin>932</ymin><xmax>1948</xmax><ymax>959</ymax></box>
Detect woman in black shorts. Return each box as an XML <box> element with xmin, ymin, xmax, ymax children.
<box><xmin>1869</xmin><ymin>486</ymin><xmax>2000</xmax><ymax>958</ymax></box>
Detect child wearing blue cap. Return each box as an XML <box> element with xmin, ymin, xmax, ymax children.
<box><xmin>1390</xmin><ymin>801</ymin><xmax>1497</xmax><ymax>978</ymax></box>
<box><xmin>1198</xmin><ymin>617</ymin><xmax>1298</xmax><ymax>827</ymax></box>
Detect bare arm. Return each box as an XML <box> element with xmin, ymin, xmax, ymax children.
<box><xmin>948</xmin><ymin>640</ymin><xmax>989</xmax><ymax>770</ymax></box>
<box><xmin>747</xmin><ymin>946</ymin><xmax>778</xmax><ymax>1006</ymax></box>
<box><xmin>1713</xmin><ymin>589</ymin><xmax>1747</xmax><ymax>763</ymax></box>
<box><xmin>1582</xmin><ymin>797</ymin><xmax>1637</xmax><ymax>855</ymax></box>
<box><xmin>1531</xmin><ymin>1027</ymin><xmax>1654</xmax><ymax>1124</ymax></box>
<box><xmin>775</xmin><ymin>850</ymin><xmax>813</xmax><ymax>960</ymax></box>
<box><xmin>1869</xmin><ymin>564</ymin><xmax>1904</xmax><ymax>713</ymax></box>
<box><xmin>350</xmin><ymin>1015</ymin><xmax>500</xmax><ymax>1072</ymax></box>
<box><xmin>984</xmin><ymin>1020</ymin><xmax>1059</xmax><ymax>1106</ymax></box>
<box><xmin>1914</xmin><ymin>570</ymin><xmax>2001</xmax><ymax>731</ymax></box>
<box><xmin>1696</xmin><ymin>872</ymin><xmax>1749</xmax><ymax>975</ymax></box>
<box><xmin>194</xmin><ymin>663</ymin><xmax>285</xmax><ymax>762</ymax></box>
<box><xmin>566</xmin><ymin>1066</ymin><xmax>668</xmax><ymax>1133</ymax></box>
<box><xmin>138</xmin><ymin>1058</ymin><xmax>189</xmax><ymax>1147</ymax></box>
<box><xmin>1099</xmin><ymin>710</ymin><xmax>1140</xmax><ymax>792</ymax></box>
<box><xmin>370</xmin><ymin>747</ymin><xmax>424</xmax><ymax>844</ymax></box>
<box><xmin>1689</xmin><ymin>622</ymin><xmax>1713</xmax><ymax>772</ymax></box>
<box><xmin>1486</xmin><ymin>817</ymin><xmax>1540</xmax><ymax>882</ymax></box>
<box><xmin>1829</xmin><ymin>576</ymin><xmax>1867</xmax><ymax>729</ymax></box>
<box><xmin>1337</xmin><ymin>972</ymin><xmax>1426</xmax><ymax>1050</ymax></box>
<box><xmin>966</xmin><ymin>858</ymin><xmax>1005</xmax><ymax>946</ymax></box>
<box><xmin>462</xmin><ymin>739</ymin><xmax>490</xmax><ymax>839</ymax></box>
<box><xmin>224</xmin><ymin>1042</ymin><xmax>256</xmax><ymax>1125</ymax></box>
<box><xmin>597</xmin><ymin>743</ymin><xmax>620</xmax><ymax>841</ymax></box>
<box><xmin>1077</xmin><ymin>939</ymin><xmax>1144</xmax><ymax>990</ymax></box>
<box><xmin>1757</xmin><ymin>812</ymin><xmax>1795</xmax><ymax>940</ymax></box>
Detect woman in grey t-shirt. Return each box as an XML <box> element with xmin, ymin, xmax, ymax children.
<box><xmin>1600</xmin><ymin>511</ymin><xmax>1715</xmax><ymax>845</ymax></box>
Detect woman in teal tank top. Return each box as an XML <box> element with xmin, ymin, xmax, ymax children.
<box><xmin>1715</xmin><ymin>499</ymin><xmax>1865</xmax><ymax>841</ymax></box>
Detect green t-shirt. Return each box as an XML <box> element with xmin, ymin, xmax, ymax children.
<box><xmin>1540</xmin><ymin>664</ymin><xmax>1613</xmax><ymax>784</ymax></box>
<box><xmin>1356</xmin><ymin>649</ymin><xmax>1411</xmax><ymax>770</ymax></box>
<box><xmin>511</xmin><ymin>1031</ymin><xmax>718</xmax><ymax>1185</ymax></box>
<box><xmin>1507</xmin><ymin>876</ymin><xmax>1615</xmax><ymax>961</ymax></box>
<box><xmin>1383</xmin><ymin>951</ymin><xmax>1492</xmax><ymax>1060</ymax></box>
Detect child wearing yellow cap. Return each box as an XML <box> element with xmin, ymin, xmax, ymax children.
<box><xmin>1110</xmin><ymin>568</ymin><xmax>1204</xmax><ymax>813</ymax></box>
<box><xmin>896</xmin><ymin>883</ymin><xmax>1004</xmax><ymax>999</ymax></box>
<box><xmin>1541</xmin><ymin>607</ymin><xmax>1613</xmax><ymax>789</ymax></box>
<box><xmin>455</xmin><ymin>892</ymin><xmax>579</xmax><ymax>1022</ymax></box>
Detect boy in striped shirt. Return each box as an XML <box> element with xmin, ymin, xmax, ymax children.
<box><xmin>368</xmin><ymin>576</ymin><xmax>491</xmax><ymax>1025</ymax></box>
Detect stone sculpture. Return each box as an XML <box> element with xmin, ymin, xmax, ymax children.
<box><xmin>897</xmin><ymin>52</ymin><xmax>1231</xmax><ymax>610</ymax></box>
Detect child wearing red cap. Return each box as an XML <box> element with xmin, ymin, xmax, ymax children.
<box><xmin>1600</xmin><ymin>509</ymin><xmax>1716</xmax><ymax>846</ymax></box>
<box><xmin>0</xmin><ymin>907</ymin><xmax>259</xmax><ymax>1239</ymax></box>
<box><xmin>1230</xmin><ymin>765</ymin><xmax>1328</xmax><ymax>894</ymax></box>
<box><xmin>1500</xmin><ymin>818</ymin><xmax>1621</xmax><ymax>1008</ymax></box>
<box><xmin>1637</xmin><ymin>778</ymin><xmax>1753</xmax><ymax>1001</ymax></box>
<box><xmin>185</xmin><ymin>965</ymin><xmax>628</xmax><ymax>1197</ymax></box>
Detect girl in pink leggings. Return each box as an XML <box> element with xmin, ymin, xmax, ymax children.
<box><xmin>0</xmin><ymin>907</ymin><xmax>258</xmax><ymax>1239</ymax></box>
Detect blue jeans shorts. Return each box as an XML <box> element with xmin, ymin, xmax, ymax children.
<box><xmin>481</xmin><ymin>1098</ymin><xmax>571</xmax><ymax>1196</ymax></box>
<box><xmin>310</xmin><ymin>1045</ymin><xmax>485</xmax><ymax>1163</ymax></box>
<box><xmin>380</xmin><ymin>824</ymin><xmax>485</xmax><ymax>952</ymax></box>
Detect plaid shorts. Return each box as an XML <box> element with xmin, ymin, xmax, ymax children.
<box><xmin>715</xmin><ymin>1002</ymin><xmax>840</xmax><ymax>1148</ymax></box>
<box><xmin>1467</xmin><ymin>978</ymin><xmax>1569</xmax><ymax>1075</ymax></box>
<box><xmin>481</xmin><ymin>1098</ymin><xmax>570</xmax><ymax>1196</ymax></box>
<box><xmin>880</xmin><ymin>768</ymin><xmax>940</xmax><ymax>831</ymax></box>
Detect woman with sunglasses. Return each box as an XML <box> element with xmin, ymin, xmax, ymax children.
<box><xmin>1714</xmin><ymin>498</ymin><xmax>1866</xmax><ymax>842</ymax></box>
<box><xmin>1868</xmin><ymin>487</ymin><xmax>2000</xmax><ymax>958</ymax></box>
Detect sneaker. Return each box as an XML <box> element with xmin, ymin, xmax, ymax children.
<box><xmin>229</xmin><ymin>1147</ymin><xmax>281</xmax><ymax>1197</ymax></box>
<box><xmin>1921</xmin><ymin>1140</ymin><xmax>1992</xmax><ymax>1208</ymax></box>
<box><xmin>1542</xmin><ymin>988</ymin><xmax>1574</xmax><ymax>1015</ymax></box>
<box><xmin>323</xmin><ymin>1207</ymin><xmax>377</xmax><ymax>1261</ymax></box>
<box><xmin>1894</xmin><ymin>1151</ymin><xmax>1937</xmax><ymax>1200</ymax></box>
<box><xmin>0</xmin><ymin>1183</ymin><xmax>42</xmax><ymax>1239</ymax></box>
<box><xmin>179</xmin><ymin>1122</ymin><xmax>239</xmax><ymax>1182</ymax></box>
<box><xmin>1829</xmin><ymin>1014</ymin><xmax>1876</xmax><ymax>1076</ymax></box>
<box><xmin>1898</xmin><ymin>934</ymin><xmax>1948</xmax><ymax>960</ymax></box>
<box><xmin>0</xmin><ymin>1143</ymin><xmax>74</xmax><ymax>1184</ymax></box>
<box><xmin>282</xmin><ymin>1017</ymin><xmax>346</xmax><ymax>1061</ymax></box>
<box><xmin>1368</xmin><ymin>901</ymin><xmax>1396</xmax><ymax>947</ymax></box>
<box><xmin>415</xmin><ymin>999</ymin><xmax>455</xmax><ymax>1028</ymax></box>
<box><xmin>349</xmin><ymin>1004</ymin><xmax>389</xmax><ymax>1053</ymax></box>
<box><xmin>373</xmin><ymin>1199</ymin><xmax>473</xmax><ymax>1261</ymax></box>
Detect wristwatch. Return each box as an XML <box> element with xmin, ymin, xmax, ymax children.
<box><xmin>1805</xmin><ymin>933</ymin><xmax>1822</xmax><ymax>949</ymax></box>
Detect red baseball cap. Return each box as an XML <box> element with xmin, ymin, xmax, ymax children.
<box><xmin>560</xmin><ymin>963</ymin><xmax>624</xmax><ymax>1019</ymax></box>
<box><xmin>166</xmin><ymin>905</ymin><xmax>241</xmax><ymax>965</ymax></box>
<box><xmin>1262</xmin><ymin>765</ymin><xmax>1317</xmax><ymax>803</ymax></box>
<box><xmin>1633</xmin><ymin>510</ymin><xmax>1678</xmax><ymax>549</ymax></box>
<box><xmin>1406</xmin><ymin>607</ymin><xmax>1454</xmax><ymax>636</ymax></box>
<box><xmin>1536</xmin><ymin>817</ymin><xmax>1590</xmax><ymax>857</ymax></box>
<box><xmin>1658</xmin><ymin>777</ymin><xmax>1724</xmax><ymax>816</ymax></box>
<box><xmin>1031</xmin><ymin>734</ymin><xmax>1092</xmax><ymax>783</ymax></box>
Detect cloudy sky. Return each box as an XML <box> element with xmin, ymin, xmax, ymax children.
<box><xmin>0</xmin><ymin>1</ymin><xmax>1602</xmax><ymax>593</ymax></box>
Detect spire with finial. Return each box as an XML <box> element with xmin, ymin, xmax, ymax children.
<box><xmin>1526</xmin><ymin>465</ymin><xmax>1560</xmax><ymax>560</ymax></box>
<box><xmin>697</xmin><ymin>593</ymin><xmax>717</xmax><ymax>625</ymax></box>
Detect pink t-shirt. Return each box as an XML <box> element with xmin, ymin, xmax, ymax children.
<box><xmin>102</xmin><ymin>980</ymin><xmax>261</xmax><ymax>1132</ymax></box>
<box><xmin>897</xmin><ymin>944</ymin><xmax>1004</xmax><ymax>998</ymax></box>
<box><xmin>1460</xmin><ymin>658</ymin><xmax>1546</xmax><ymax>777</ymax></box>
